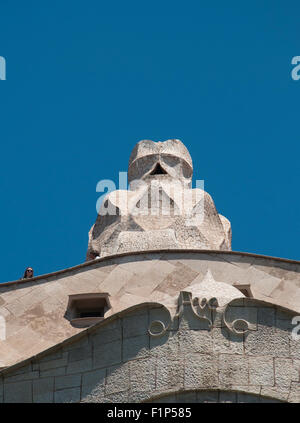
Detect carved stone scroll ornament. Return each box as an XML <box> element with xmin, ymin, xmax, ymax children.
<box><xmin>148</xmin><ymin>291</ymin><xmax>251</xmax><ymax>337</ymax></box>
<box><xmin>222</xmin><ymin>303</ymin><xmax>251</xmax><ymax>335</ymax></box>
<box><xmin>177</xmin><ymin>291</ymin><xmax>218</xmax><ymax>329</ymax></box>
<box><xmin>148</xmin><ymin>291</ymin><xmax>218</xmax><ymax>337</ymax></box>
<box><xmin>148</xmin><ymin>319</ymin><xmax>170</xmax><ymax>337</ymax></box>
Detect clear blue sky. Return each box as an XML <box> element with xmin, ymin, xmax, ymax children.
<box><xmin>0</xmin><ymin>1</ymin><xmax>299</xmax><ymax>283</ymax></box>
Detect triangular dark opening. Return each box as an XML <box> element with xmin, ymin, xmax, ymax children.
<box><xmin>150</xmin><ymin>163</ymin><xmax>167</xmax><ymax>175</ymax></box>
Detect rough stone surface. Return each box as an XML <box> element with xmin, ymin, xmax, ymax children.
<box><xmin>4</xmin><ymin>380</ymin><xmax>32</xmax><ymax>403</ymax></box>
<box><xmin>33</xmin><ymin>377</ymin><xmax>54</xmax><ymax>403</ymax></box>
<box><xmin>1</xmin><ymin>139</ymin><xmax>298</xmax><ymax>402</ymax></box>
<box><xmin>0</xmin><ymin>300</ymin><xmax>298</xmax><ymax>403</ymax></box>
<box><xmin>87</xmin><ymin>139</ymin><xmax>232</xmax><ymax>259</ymax></box>
<box><xmin>0</xmin><ymin>251</ymin><xmax>299</xmax><ymax>369</ymax></box>
<box><xmin>54</xmin><ymin>387</ymin><xmax>81</xmax><ymax>403</ymax></box>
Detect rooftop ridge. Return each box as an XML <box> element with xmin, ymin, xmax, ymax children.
<box><xmin>2</xmin><ymin>249</ymin><xmax>300</xmax><ymax>287</ymax></box>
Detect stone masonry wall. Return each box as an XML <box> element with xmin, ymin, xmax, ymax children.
<box><xmin>0</xmin><ymin>297</ymin><xmax>298</xmax><ymax>403</ymax></box>
<box><xmin>0</xmin><ymin>250</ymin><xmax>300</xmax><ymax>369</ymax></box>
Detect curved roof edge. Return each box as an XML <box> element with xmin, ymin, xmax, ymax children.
<box><xmin>1</xmin><ymin>249</ymin><xmax>300</xmax><ymax>287</ymax></box>
<box><xmin>0</xmin><ymin>297</ymin><xmax>297</xmax><ymax>377</ymax></box>
<box><xmin>0</xmin><ymin>301</ymin><xmax>163</xmax><ymax>376</ymax></box>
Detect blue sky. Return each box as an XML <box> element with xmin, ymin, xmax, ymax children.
<box><xmin>0</xmin><ymin>1</ymin><xmax>299</xmax><ymax>283</ymax></box>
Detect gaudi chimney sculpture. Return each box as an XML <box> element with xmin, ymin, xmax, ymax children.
<box><xmin>87</xmin><ymin>139</ymin><xmax>231</xmax><ymax>259</ymax></box>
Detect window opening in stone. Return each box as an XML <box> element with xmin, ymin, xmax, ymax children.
<box><xmin>65</xmin><ymin>293</ymin><xmax>111</xmax><ymax>328</ymax></box>
<box><xmin>79</xmin><ymin>310</ymin><xmax>104</xmax><ymax>318</ymax></box>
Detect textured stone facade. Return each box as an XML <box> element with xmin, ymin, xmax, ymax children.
<box><xmin>0</xmin><ymin>251</ymin><xmax>299</xmax><ymax>369</ymax></box>
<box><xmin>0</xmin><ymin>138</ymin><xmax>299</xmax><ymax>403</ymax></box>
<box><xmin>0</xmin><ymin>297</ymin><xmax>298</xmax><ymax>403</ymax></box>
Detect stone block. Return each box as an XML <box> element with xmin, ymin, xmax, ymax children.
<box><xmin>257</xmin><ymin>307</ymin><xmax>276</xmax><ymax>327</ymax></box>
<box><xmin>33</xmin><ymin>377</ymin><xmax>54</xmax><ymax>403</ymax></box>
<box><xmin>260</xmin><ymin>386</ymin><xmax>289</xmax><ymax>402</ymax></box>
<box><xmin>230</xmin><ymin>385</ymin><xmax>260</xmax><ymax>395</ymax></box>
<box><xmin>106</xmin><ymin>363</ymin><xmax>130</xmax><ymax>395</ymax></box>
<box><xmin>275</xmin><ymin>319</ymin><xmax>293</xmax><ymax>332</ymax></box>
<box><xmin>5</xmin><ymin>299</ymin><xmax>32</xmax><ymax>317</ymax></box>
<box><xmin>55</xmin><ymin>374</ymin><xmax>81</xmax><ymax>390</ymax></box>
<box><xmin>226</xmin><ymin>254</ymin><xmax>254</xmax><ymax>269</ymax></box>
<box><xmin>67</xmin><ymin>358</ymin><xmax>92</xmax><ymax>374</ymax></box>
<box><xmin>179</xmin><ymin>329</ymin><xmax>213</xmax><ymax>354</ymax></box>
<box><xmin>288</xmin><ymin>382</ymin><xmax>300</xmax><ymax>403</ymax></box>
<box><xmin>123</xmin><ymin>269</ymin><xmax>163</xmax><ymax>297</ymax></box>
<box><xmin>123</xmin><ymin>335</ymin><xmax>149</xmax><ymax>361</ymax></box>
<box><xmin>4</xmin><ymin>380</ymin><xmax>32</xmax><ymax>403</ymax></box>
<box><xmin>174</xmin><ymin>255</ymin><xmax>209</xmax><ymax>274</ymax></box>
<box><xmin>16</xmin><ymin>288</ymin><xmax>49</xmax><ymax>310</ymax></box>
<box><xmin>271</xmin><ymin>281</ymin><xmax>300</xmax><ymax>313</ymax></box>
<box><xmin>7</xmin><ymin>363</ymin><xmax>32</xmax><ymax>376</ymax></box>
<box><xmin>40</xmin><ymin>367</ymin><xmax>66</xmax><ymax>378</ymax></box>
<box><xmin>129</xmin><ymin>357</ymin><xmax>156</xmax><ymax>392</ymax></box>
<box><xmin>123</xmin><ymin>312</ymin><xmax>149</xmax><ymax>338</ymax></box>
<box><xmin>54</xmin><ymin>387</ymin><xmax>81</xmax><ymax>403</ymax></box>
<box><xmin>5</xmin><ymin>326</ymin><xmax>43</xmax><ymax>359</ymax></box>
<box><xmin>156</xmin><ymin>357</ymin><xmax>184</xmax><ymax>390</ymax></box>
<box><xmin>292</xmin><ymin>359</ymin><xmax>300</xmax><ymax>382</ymax></box>
<box><xmin>155</xmin><ymin>262</ymin><xmax>198</xmax><ymax>296</ymax></box>
<box><xmin>63</xmin><ymin>336</ymin><xmax>89</xmax><ymax>352</ymax></box>
<box><xmin>290</xmin><ymin>337</ymin><xmax>300</xmax><ymax>359</ymax></box>
<box><xmin>275</xmin><ymin>358</ymin><xmax>298</xmax><ymax>387</ymax></box>
<box><xmin>114</xmin><ymin>292</ymin><xmax>149</xmax><ymax>314</ymax></box>
<box><xmin>91</xmin><ymin>321</ymin><xmax>122</xmax><ymax>347</ymax></box>
<box><xmin>276</xmin><ymin>308</ymin><xmax>293</xmax><ymax>321</ymax></box>
<box><xmin>39</xmin><ymin>353</ymin><xmax>68</xmax><ymax>371</ymax></box>
<box><xmin>212</xmin><ymin>327</ymin><xmax>244</xmax><ymax>355</ymax></box>
<box><xmin>81</xmin><ymin>368</ymin><xmax>105</xmax><ymax>401</ymax></box>
<box><xmin>97</xmin><ymin>262</ymin><xmax>117</xmax><ymax>274</ymax></box>
<box><xmin>185</xmin><ymin>354</ymin><xmax>218</xmax><ymax>388</ymax></box>
<box><xmin>219</xmin><ymin>354</ymin><xmax>248</xmax><ymax>386</ymax></box>
<box><xmin>68</xmin><ymin>346</ymin><xmax>92</xmax><ymax>362</ymax></box>
<box><xmin>249</xmin><ymin>356</ymin><xmax>274</xmax><ymax>386</ymax></box>
<box><xmin>246</xmin><ymin>269</ymin><xmax>281</xmax><ymax>297</ymax></box>
<box><xmin>212</xmin><ymin>327</ymin><xmax>230</xmax><ymax>354</ymax></box>
<box><xmin>117</xmin><ymin>255</ymin><xmax>159</xmax><ymax>273</ymax></box>
<box><xmin>4</xmin><ymin>371</ymin><xmax>39</xmax><ymax>383</ymax></box>
<box><xmin>228</xmin><ymin>332</ymin><xmax>244</xmax><ymax>354</ymax></box>
<box><xmin>103</xmin><ymin>390</ymin><xmax>129</xmax><ymax>403</ymax></box>
<box><xmin>63</xmin><ymin>276</ymin><xmax>100</xmax><ymax>293</ymax></box>
<box><xmin>98</xmin><ymin>267</ymin><xmax>134</xmax><ymax>296</ymax></box>
<box><xmin>245</xmin><ymin>326</ymin><xmax>289</xmax><ymax>357</ymax></box>
<box><xmin>93</xmin><ymin>340</ymin><xmax>121</xmax><ymax>369</ymax></box>
<box><xmin>39</xmin><ymin>350</ymin><xmax>62</xmax><ymax>363</ymax></box>
<box><xmin>150</xmin><ymin>331</ymin><xmax>179</xmax><ymax>358</ymax></box>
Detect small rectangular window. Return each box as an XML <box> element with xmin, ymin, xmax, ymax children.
<box><xmin>79</xmin><ymin>310</ymin><xmax>104</xmax><ymax>318</ymax></box>
<box><xmin>65</xmin><ymin>293</ymin><xmax>111</xmax><ymax>328</ymax></box>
